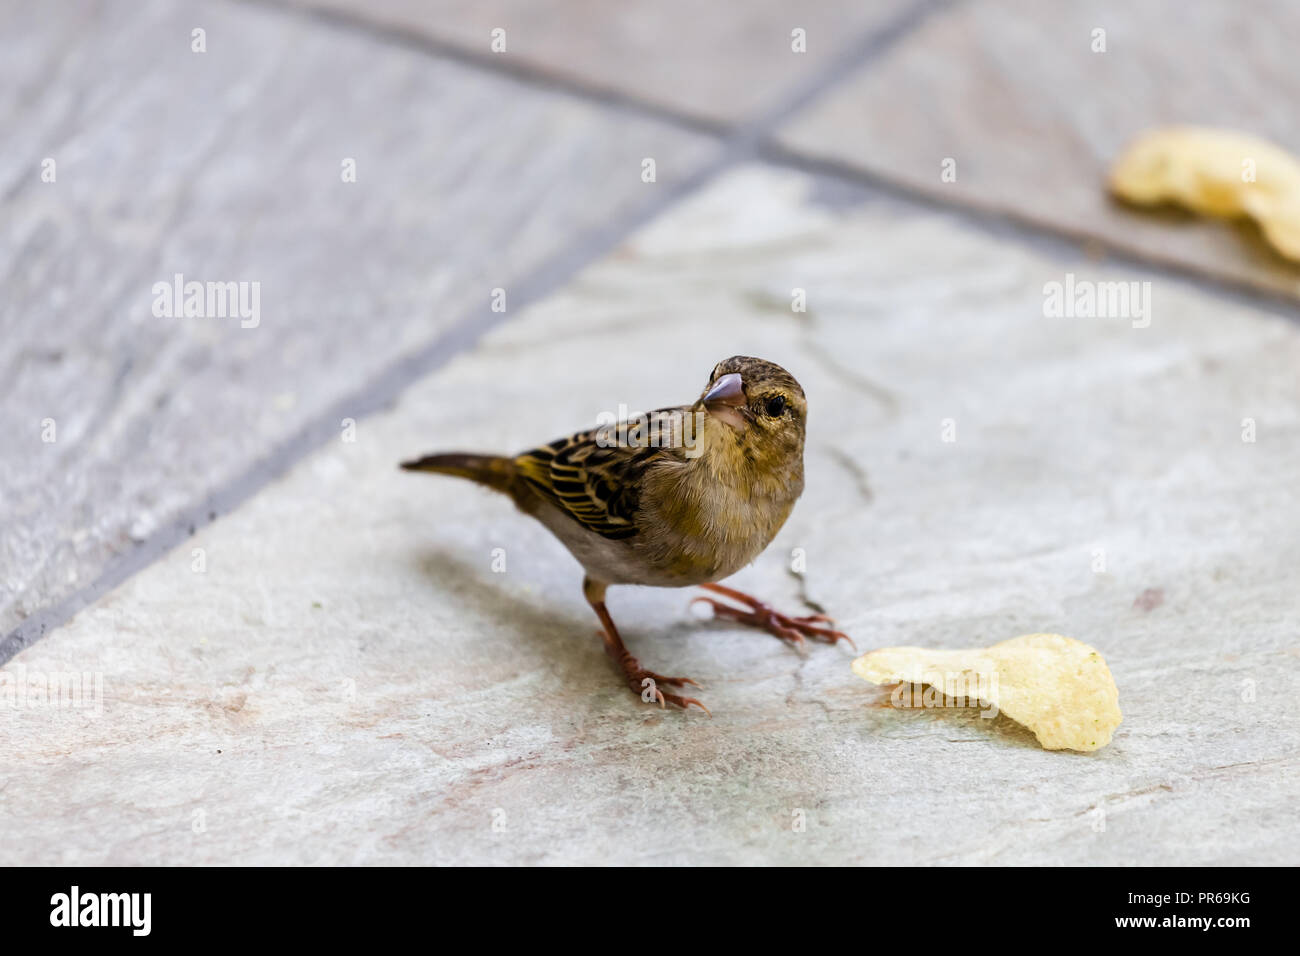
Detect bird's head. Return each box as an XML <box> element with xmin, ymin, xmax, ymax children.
<box><xmin>694</xmin><ymin>356</ymin><xmax>807</xmax><ymax>469</ymax></box>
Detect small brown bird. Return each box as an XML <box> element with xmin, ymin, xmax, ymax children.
<box><xmin>401</xmin><ymin>356</ymin><xmax>851</xmax><ymax>712</ymax></box>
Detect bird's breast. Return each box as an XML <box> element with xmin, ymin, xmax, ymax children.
<box><xmin>633</xmin><ymin>455</ymin><xmax>803</xmax><ymax>586</ymax></box>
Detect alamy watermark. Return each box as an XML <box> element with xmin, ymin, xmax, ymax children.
<box><xmin>890</xmin><ymin>667</ymin><xmax>999</xmax><ymax>718</ymax></box>
<box><xmin>50</xmin><ymin>886</ymin><xmax>150</xmax><ymax>936</ymax></box>
<box><xmin>1043</xmin><ymin>273</ymin><xmax>1151</xmax><ymax>328</ymax></box>
<box><xmin>152</xmin><ymin>273</ymin><xmax>260</xmax><ymax>328</ymax></box>
<box><xmin>594</xmin><ymin>406</ymin><xmax>706</xmax><ymax>459</ymax></box>
<box><xmin>1</xmin><ymin>664</ymin><xmax>104</xmax><ymax>716</ymax></box>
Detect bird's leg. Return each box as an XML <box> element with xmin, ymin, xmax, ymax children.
<box><xmin>692</xmin><ymin>581</ymin><xmax>855</xmax><ymax>650</ymax></box>
<box><xmin>583</xmin><ymin>577</ymin><xmax>709</xmax><ymax>713</ymax></box>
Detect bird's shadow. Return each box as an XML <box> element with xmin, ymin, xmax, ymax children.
<box><xmin>412</xmin><ymin>545</ymin><xmax>584</xmax><ymax>651</ymax></box>
<box><xmin>407</xmin><ymin>546</ymin><xmax>725</xmax><ymax>687</ymax></box>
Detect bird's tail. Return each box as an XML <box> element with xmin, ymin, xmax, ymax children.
<box><xmin>399</xmin><ymin>452</ymin><xmax>517</xmax><ymax>494</ymax></box>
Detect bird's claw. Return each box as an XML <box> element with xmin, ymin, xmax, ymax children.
<box><xmin>635</xmin><ymin>674</ymin><xmax>710</xmax><ymax>714</ymax></box>
<box><xmin>598</xmin><ymin>631</ymin><xmax>710</xmax><ymax>714</ymax></box>
<box><xmin>692</xmin><ymin>593</ymin><xmax>856</xmax><ymax>651</ymax></box>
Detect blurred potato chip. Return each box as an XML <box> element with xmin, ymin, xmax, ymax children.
<box><xmin>851</xmin><ymin>633</ymin><xmax>1121</xmax><ymax>752</ymax></box>
<box><xmin>1109</xmin><ymin>126</ymin><xmax>1300</xmax><ymax>261</ymax></box>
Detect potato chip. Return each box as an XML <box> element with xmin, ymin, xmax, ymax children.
<box><xmin>851</xmin><ymin>633</ymin><xmax>1121</xmax><ymax>752</ymax></box>
<box><xmin>1109</xmin><ymin>126</ymin><xmax>1300</xmax><ymax>261</ymax></box>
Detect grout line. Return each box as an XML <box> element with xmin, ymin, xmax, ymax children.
<box><xmin>742</xmin><ymin>0</ymin><xmax>962</xmax><ymax>136</ymax></box>
<box><xmin>241</xmin><ymin>0</ymin><xmax>1300</xmax><ymax>323</ymax></box>
<box><xmin>0</xmin><ymin>0</ymin><xmax>950</xmax><ymax>665</ymax></box>
<box><xmin>231</xmin><ymin>0</ymin><xmax>736</xmax><ymax>139</ymax></box>
<box><xmin>231</xmin><ymin>0</ymin><xmax>959</xmax><ymax>142</ymax></box>
<box><xmin>761</xmin><ymin>139</ymin><xmax>1300</xmax><ymax>323</ymax></box>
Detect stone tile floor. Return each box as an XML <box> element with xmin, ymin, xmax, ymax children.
<box><xmin>2</xmin><ymin>0</ymin><xmax>1297</xmax><ymax>864</ymax></box>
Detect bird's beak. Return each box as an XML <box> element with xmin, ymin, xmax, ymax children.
<box><xmin>702</xmin><ymin>372</ymin><xmax>748</xmax><ymax>430</ymax></box>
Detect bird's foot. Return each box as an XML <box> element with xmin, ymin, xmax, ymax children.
<box><xmin>585</xmin><ymin>577</ymin><xmax>710</xmax><ymax>714</ymax></box>
<box><xmin>692</xmin><ymin>582</ymin><xmax>855</xmax><ymax>650</ymax></box>
<box><xmin>604</xmin><ymin>640</ymin><xmax>709</xmax><ymax>713</ymax></box>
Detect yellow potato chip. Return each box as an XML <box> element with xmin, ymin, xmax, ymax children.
<box><xmin>851</xmin><ymin>633</ymin><xmax>1121</xmax><ymax>752</ymax></box>
<box><xmin>1109</xmin><ymin>126</ymin><xmax>1300</xmax><ymax>260</ymax></box>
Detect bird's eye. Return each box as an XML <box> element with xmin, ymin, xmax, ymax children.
<box><xmin>764</xmin><ymin>395</ymin><xmax>787</xmax><ymax>417</ymax></box>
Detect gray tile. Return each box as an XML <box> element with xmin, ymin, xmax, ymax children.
<box><xmin>4</xmin><ymin>165</ymin><xmax>1296</xmax><ymax>864</ymax></box>
<box><xmin>778</xmin><ymin>0</ymin><xmax>1300</xmax><ymax>299</ymax></box>
<box><xmin>0</xmin><ymin>0</ymin><xmax>715</xmax><ymax>637</ymax></box>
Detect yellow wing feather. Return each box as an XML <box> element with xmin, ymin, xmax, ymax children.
<box><xmin>514</xmin><ymin>410</ymin><xmax>688</xmax><ymax>540</ymax></box>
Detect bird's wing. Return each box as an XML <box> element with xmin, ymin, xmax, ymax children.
<box><xmin>513</xmin><ymin>408</ymin><xmax>691</xmax><ymax>541</ymax></box>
